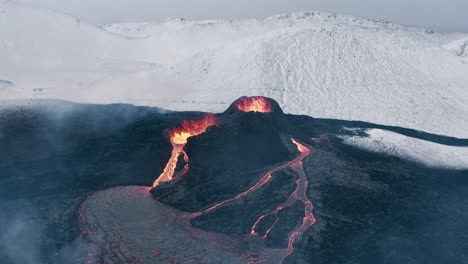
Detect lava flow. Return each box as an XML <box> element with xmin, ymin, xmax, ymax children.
<box><xmin>152</xmin><ymin>113</ymin><xmax>217</xmax><ymax>187</ymax></box>
<box><xmin>236</xmin><ymin>96</ymin><xmax>272</xmax><ymax>113</ymax></box>
<box><xmin>79</xmin><ymin>138</ymin><xmax>317</xmax><ymax>264</ymax></box>
<box><xmin>183</xmin><ymin>138</ymin><xmax>316</xmax><ymax>263</ymax></box>
<box><xmin>81</xmin><ymin>97</ymin><xmax>317</xmax><ymax>263</ymax></box>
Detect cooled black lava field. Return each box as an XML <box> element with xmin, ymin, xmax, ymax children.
<box><xmin>1</xmin><ymin>97</ymin><xmax>467</xmax><ymax>264</ymax></box>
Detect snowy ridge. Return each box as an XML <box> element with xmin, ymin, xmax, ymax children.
<box><xmin>103</xmin><ymin>11</ymin><xmax>425</xmax><ymax>39</ymax></box>
<box><xmin>444</xmin><ymin>35</ymin><xmax>468</xmax><ymax>62</ymax></box>
<box><xmin>1</xmin><ymin>2</ymin><xmax>468</xmax><ymax>138</ymax></box>
<box><xmin>341</xmin><ymin>129</ymin><xmax>468</xmax><ymax>169</ymax></box>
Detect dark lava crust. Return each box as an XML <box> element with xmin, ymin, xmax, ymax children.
<box><xmin>1</xmin><ymin>98</ymin><xmax>467</xmax><ymax>264</ymax></box>
<box><xmin>151</xmin><ymin>97</ymin><xmax>294</xmax><ymax>212</ymax></box>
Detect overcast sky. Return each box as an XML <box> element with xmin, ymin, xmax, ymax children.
<box><xmin>19</xmin><ymin>0</ymin><xmax>468</xmax><ymax>32</ymax></box>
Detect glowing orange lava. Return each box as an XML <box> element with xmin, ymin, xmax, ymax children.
<box><xmin>236</xmin><ymin>96</ymin><xmax>272</xmax><ymax>113</ymax></box>
<box><xmin>152</xmin><ymin>114</ymin><xmax>217</xmax><ymax>187</ymax></box>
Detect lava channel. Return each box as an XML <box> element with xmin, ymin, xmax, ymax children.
<box><xmin>152</xmin><ymin>113</ymin><xmax>217</xmax><ymax>187</ymax></box>
<box><xmin>183</xmin><ymin>138</ymin><xmax>316</xmax><ymax>263</ymax></box>
<box><xmin>78</xmin><ymin>138</ymin><xmax>317</xmax><ymax>263</ymax></box>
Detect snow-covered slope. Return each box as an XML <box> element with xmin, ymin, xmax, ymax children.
<box><xmin>1</xmin><ymin>1</ymin><xmax>468</xmax><ymax>138</ymax></box>
<box><xmin>341</xmin><ymin>129</ymin><xmax>468</xmax><ymax>169</ymax></box>
<box><xmin>443</xmin><ymin>36</ymin><xmax>468</xmax><ymax>63</ymax></box>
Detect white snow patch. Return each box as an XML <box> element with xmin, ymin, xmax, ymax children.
<box><xmin>341</xmin><ymin>129</ymin><xmax>468</xmax><ymax>169</ymax></box>
<box><xmin>1</xmin><ymin>2</ymin><xmax>468</xmax><ymax>138</ymax></box>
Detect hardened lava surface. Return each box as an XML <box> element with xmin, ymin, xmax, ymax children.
<box><xmin>78</xmin><ymin>182</ymin><xmax>314</xmax><ymax>264</ymax></box>
<box><xmin>1</xmin><ymin>97</ymin><xmax>468</xmax><ymax>264</ymax></box>
<box><xmin>78</xmin><ymin>97</ymin><xmax>318</xmax><ymax>263</ymax></box>
<box><xmin>79</xmin><ymin>186</ymin><xmax>249</xmax><ymax>264</ymax></box>
<box><xmin>79</xmin><ymin>139</ymin><xmax>316</xmax><ymax>263</ymax></box>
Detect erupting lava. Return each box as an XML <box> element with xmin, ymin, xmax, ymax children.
<box><xmin>236</xmin><ymin>96</ymin><xmax>272</xmax><ymax>113</ymax></box>
<box><xmin>152</xmin><ymin>113</ymin><xmax>217</xmax><ymax>187</ymax></box>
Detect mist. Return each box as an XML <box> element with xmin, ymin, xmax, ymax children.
<box><xmin>0</xmin><ymin>201</ymin><xmax>43</xmax><ymax>264</ymax></box>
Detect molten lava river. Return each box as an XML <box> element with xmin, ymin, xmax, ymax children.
<box><xmin>78</xmin><ymin>97</ymin><xmax>317</xmax><ymax>264</ymax></box>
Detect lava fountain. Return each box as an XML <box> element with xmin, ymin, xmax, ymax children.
<box><xmin>152</xmin><ymin>113</ymin><xmax>218</xmax><ymax>187</ymax></box>
<box><xmin>236</xmin><ymin>96</ymin><xmax>272</xmax><ymax>113</ymax></box>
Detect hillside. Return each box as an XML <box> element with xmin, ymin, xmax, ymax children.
<box><xmin>1</xmin><ymin>99</ymin><xmax>467</xmax><ymax>263</ymax></box>
<box><xmin>1</xmin><ymin>1</ymin><xmax>467</xmax><ymax>137</ymax></box>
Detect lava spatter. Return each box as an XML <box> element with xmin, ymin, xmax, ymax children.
<box><xmin>152</xmin><ymin>113</ymin><xmax>217</xmax><ymax>187</ymax></box>
<box><xmin>236</xmin><ymin>96</ymin><xmax>272</xmax><ymax>113</ymax></box>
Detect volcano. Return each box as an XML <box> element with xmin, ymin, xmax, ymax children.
<box><xmin>0</xmin><ymin>97</ymin><xmax>467</xmax><ymax>264</ymax></box>
<box><xmin>152</xmin><ymin>97</ymin><xmax>292</xmax><ymax>210</ymax></box>
<box><xmin>79</xmin><ymin>97</ymin><xmax>318</xmax><ymax>263</ymax></box>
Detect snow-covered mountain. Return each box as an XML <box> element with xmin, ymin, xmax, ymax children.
<box><xmin>443</xmin><ymin>36</ymin><xmax>468</xmax><ymax>63</ymax></box>
<box><xmin>1</xmin><ymin>1</ymin><xmax>468</xmax><ymax>138</ymax></box>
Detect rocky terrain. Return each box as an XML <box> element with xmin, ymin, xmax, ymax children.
<box><xmin>1</xmin><ymin>97</ymin><xmax>467</xmax><ymax>263</ymax></box>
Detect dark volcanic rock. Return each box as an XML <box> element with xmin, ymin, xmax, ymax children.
<box><xmin>151</xmin><ymin>100</ymin><xmax>296</xmax><ymax>212</ymax></box>
<box><xmin>1</xmin><ymin>98</ymin><xmax>468</xmax><ymax>264</ymax></box>
<box><xmin>190</xmin><ymin>168</ymin><xmax>298</xmax><ymax>234</ymax></box>
<box><xmin>267</xmin><ymin>200</ymin><xmax>305</xmax><ymax>248</ymax></box>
